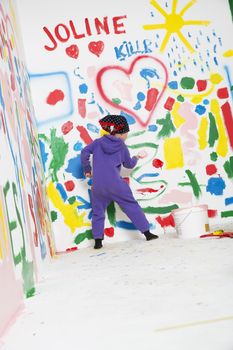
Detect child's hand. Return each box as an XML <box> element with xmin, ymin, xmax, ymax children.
<box><xmin>136</xmin><ymin>150</ymin><xmax>147</xmax><ymax>159</ymax></box>
<box><xmin>85</xmin><ymin>172</ymin><xmax>92</xmax><ymax>178</ymax></box>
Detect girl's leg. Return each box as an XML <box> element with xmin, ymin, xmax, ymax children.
<box><xmin>91</xmin><ymin>193</ymin><xmax>110</xmax><ymax>239</ymax></box>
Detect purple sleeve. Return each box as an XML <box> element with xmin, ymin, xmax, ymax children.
<box><xmin>122</xmin><ymin>145</ymin><xmax>138</xmax><ymax>169</ymax></box>
<box><xmin>80</xmin><ymin>140</ymin><xmax>96</xmax><ymax>173</ymax></box>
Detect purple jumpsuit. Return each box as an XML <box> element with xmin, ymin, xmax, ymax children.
<box><xmin>81</xmin><ymin>135</ymin><xmax>150</xmax><ymax>239</ymax></box>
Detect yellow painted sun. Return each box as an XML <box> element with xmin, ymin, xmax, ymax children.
<box><xmin>143</xmin><ymin>0</ymin><xmax>210</xmax><ymax>53</ymax></box>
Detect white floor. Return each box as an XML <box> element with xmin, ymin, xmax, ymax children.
<box><xmin>1</xmin><ymin>234</ymin><xmax>233</xmax><ymax>350</ymax></box>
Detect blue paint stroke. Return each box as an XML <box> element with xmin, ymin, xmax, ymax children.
<box><xmin>79</xmin><ymin>83</ymin><xmax>88</xmax><ymax>94</ymax></box>
<box><xmin>73</xmin><ymin>141</ymin><xmax>83</xmax><ymax>151</ymax></box>
<box><xmin>87</xmin><ymin>123</ymin><xmax>99</xmax><ymax>134</ymax></box>
<box><xmin>195</xmin><ymin>105</ymin><xmax>206</xmax><ymax>115</ymax></box>
<box><xmin>168</xmin><ymin>81</ymin><xmax>178</xmax><ymax>89</ymax></box>
<box><xmin>137</xmin><ymin>92</ymin><xmax>145</xmax><ymax>101</ymax></box>
<box><xmin>207</xmin><ymin>177</ymin><xmax>226</xmax><ymax>196</ymax></box>
<box><xmin>120</xmin><ymin>111</ymin><xmax>136</xmax><ymax>125</ymax></box>
<box><xmin>56</xmin><ymin>183</ymin><xmax>67</xmax><ymax>201</ymax></box>
<box><xmin>65</xmin><ymin>155</ymin><xmax>85</xmax><ymax>179</ymax></box>
<box><xmin>148</xmin><ymin>124</ymin><xmax>158</xmax><ymax>132</ymax></box>
<box><xmin>203</xmin><ymin>99</ymin><xmax>209</xmax><ymax>105</ymax></box>
<box><xmin>76</xmin><ymin>195</ymin><xmax>92</xmax><ymax>209</ymax></box>
<box><xmin>39</xmin><ymin>140</ymin><xmax>48</xmax><ymax>172</ymax></box>
<box><xmin>224</xmin><ymin>65</ymin><xmax>233</xmax><ymax>102</ymax></box>
<box><xmin>225</xmin><ymin>197</ymin><xmax>233</xmax><ymax>206</ymax></box>
<box><xmin>140</xmin><ymin>68</ymin><xmax>159</xmax><ymax>88</ymax></box>
<box><xmin>136</xmin><ymin>173</ymin><xmax>159</xmax><ymax>182</ymax></box>
<box><xmin>133</xmin><ymin>101</ymin><xmax>142</xmax><ymax>110</ymax></box>
<box><xmin>213</xmin><ymin>57</ymin><xmax>218</xmax><ymax>66</ymax></box>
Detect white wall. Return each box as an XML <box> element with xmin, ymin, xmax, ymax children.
<box><xmin>16</xmin><ymin>0</ymin><xmax>233</xmax><ymax>251</ymax></box>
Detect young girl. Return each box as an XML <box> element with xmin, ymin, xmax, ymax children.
<box><xmin>81</xmin><ymin>114</ymin><xmax>158</xmax><ymax>249</ymax></box>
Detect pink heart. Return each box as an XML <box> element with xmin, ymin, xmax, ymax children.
<box><xmin>65</xmin><ymin>44</ymin><xmax>79</xmax><ymax>59</ymax></box>
<box><xmin>96</xmin><ymin>55</ymin><xmax>168</xmax><ymax>127</ymax></box>
<box><xmin>88</xmin><ymin>41</ymin><xmax>104</xmax><ymax>57</ymax></box>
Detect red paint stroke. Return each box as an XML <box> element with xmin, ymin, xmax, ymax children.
<box><xmin>78</xmin><ymin>98</ymin><xmax>87</xmax><ymax>118</ymax></box>
<box><xmin>0</xmin><ymin>111</ymin><xmax>6</xmax><ymax>134</ymax></box>
<box><xmin>61</xmin><ymin>121</ymin><xmax>73</xmax><ymax>135</ymax></box>
<box><xmin>65</xmin><ymin>44</ymin><xmax>79</xmax><ymax>59</ymax></box>
<box><xmin>206</xmin><ymin>164</ymin><xmax>217</xmax><ymax>175</ymax></box>
<box><xmin>28</xmin><ymin>194</ymin><xmax>38</xmax><ymax>247</ymax></box>
<box><xmin>156</xmin><ymin>214</ymin><xmax>175</xmax><ymax>228</ymax></box>
<box><xmin>123</xmin><ymin>177</ymin><xmax>130</xmax><ymax>185</ymax></box>
<box><xmin>46</xmin><ymin>89</ymin><xmax>64</xmax><ymax>105</ymax></box>
<box><xmin>88</xmin><ymin>41</ymin><xmax>104</xmax><ymax>57</ymax></box>
<box><xmin>145</xmin><ymin>88</ymin><xmax>159</xmax><ymax>111</ymax></box>
<box><xmin>137</xmin><ymin>187</ymin><xmax>158</xmax><ymax>193</ymax></box>
<box><xmin>208</xmin><ymin>209</ymin><xmax>218</xmax><ymax>218</ymax></box>
<box><xmin>64</xmin><ymin>180</ymin><xmax>75</xmax><ymax>191</ymax></box>
<box><xmin>104</xmin><ymin>227</ymin><xmax>115</xmax><ymax>237</ymax></box>
<box><xmin>96</xmin><ymin>55</ymin><xmax>168</xmax><ymax>127</ymax></box>
<box><xmin>152</xmin><ymin>158</ymin><xmax>164</xmax><ymax>168</ymax></box>
<box><xmin>76</xmin><ymin>125</ymin><xmax>93</xmax><ymax>144</ymax></box>
<box><xmin>217</xmin><ymin>87</ymin><xmax>229</xmax><ymax>99</ymax></box>
<box><xmin>221</xmin><ymin>102</ymin><xmax>233</xmax><ymax>149</ymax></box>
<box><xmin>164</xmin><ymin>96</ymin><xmax>175</xmax><ymax>111</ymax></box>
<box><xmin>66</xmin><ymin>247</ymin><xmax>78</xmax><ymax>252</ymax></box>
<box><xmin>196</xmin><ymin>79</ymin><xmax>207</xmax><ymax>92</ymax></box>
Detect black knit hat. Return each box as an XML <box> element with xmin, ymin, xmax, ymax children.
<box><xmin>99</xmin><ymin>115</ymin><xmax>129</xmax><ymax>135</ymax></box>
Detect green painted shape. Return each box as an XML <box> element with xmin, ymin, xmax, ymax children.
<box><xmin>22</xmin><ymin>256</ymin><xmax>35</xmax><ymax>298</ymax></box>
<box><xmin>51</xmin><ymin>210</ymin><xmax>58</xmax><ymax>222</ymax></box>
<box><xmin>68</xmin><ymin>196</ymin><xmax>76</xmax><ymax>204</ymax></box>
<box><xmin>107</xmin><ymin>202</ymin><xmax>116</xmax><ymax>226</ymax></box>
<box><xmin>74</xmin><ymin>229</ymin><xmax>93</xmax><ymax>245</ymax></box>
<box><xmin>180</xmin><ymin>77</ymin><xmax>195</xmax><ymax>89</ymax></box>
<box><xmin>221</xmin><ymin>210</ymin><xmax>233</xmax><ymax>218</ymax></box>
<box><xmin>208</xmin><ymin>112</ymin><xmax>219</xmax><ymax>147</ymax></box>
<box><xmin>177</xmin><ymin>95</ymin><xmax>185</xmax><ymax>102</ymax></box>
<box><xmin>228</xmin><ymin>0</ymin><xmax>233</xmax><ymax>21</ymax></box>
<box><xmin>223</xmin><ymin>156</ymin><xmax>233</xmax><ymax>179</ymax></box>
<box><xmin>156</xmin><ymin>112</ymin><xmax>176</xmax><ymax>139</ymax></box>
<box><xmin>180</xmin><ymin>170</ymin><xmax>202</xmax><ymax>199</ymax></box>
<box><xmin>142</xmin><ymin>204</ymin><xmax>178</xmax><ymax>214</ymax></box>
<box><xmin>210</xmin><ymin>152</ymin><xmax>218</xmax><ymax>162</ymax></box>
<box><xmin>112</xmin><ymin>98</ymin><xmax>121</xmax><ymax>105</ymax></box>
<box><xmin>48</xmin><ymin>129</ymin><xmax>69</xmax><ymax>182</ymax></box>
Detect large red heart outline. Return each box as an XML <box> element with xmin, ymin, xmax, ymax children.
<box><xmin>96</xmin><ymin>55</ymin><xmax>169</xmax><ymax>127</ymax></box>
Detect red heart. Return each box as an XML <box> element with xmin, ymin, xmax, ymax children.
<box><xmin>96</xmin><ymin>55</ymin><xmax>168</xmax><ymax>127</ymax></box>
<box><xmin>88</xmin><ymin>41</ymin><xmax>104</xmax><ymax>57</ymax></box>
<box><xmin>65</xmin><ymin>44</ymin><xmax>79</xmax><ymax>59</ymax></box>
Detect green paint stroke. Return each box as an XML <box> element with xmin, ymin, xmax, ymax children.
<box><xmin>221</xmin><ymin>210</ymin><xmax>233</xmax><ymax>218</ymax></box>
<box><xmin>177</xmin><ymin>95</ymin><xmax>185</xmax><ymax>102</ymax></box>
<box><xmin>68</xmin><ymin>196</ymin><xmax>76</xmax><ymax>204</ymax></box>
<box><xmin>156</xmin><ymin>112</ymin><xmax>176</xmax><ymax>139</ymax></box>
<box><xmin>107</xmin><ymin>202</ymin><xmax>116</xmax><ymax>226</ymax></box>
<box><xmin>210</xmin><ymin>152</ymin><xmax>218</xmax><ymax>162</ymax></box>
<box><xmin>51</xmin><ymin>210</ymin><xmax>58</xmax><ymax>222</ymax></box>
<box><xmin>112</xmin><ymin>98</ymin><xmax>121</xmax><ymax>105</ymax></box>
<box><xmin>208</xmin><ymin>112</ymin><xmax>219</xmax><ymax>147</ymax></box>
<box><xmin>223</xmin><ymin>156</ymin><xmax>233</xmax><ymax>179</ymax></box>
<box><xmin>180</xmin><ymin>77</ymin><xmax>195</xmax><ymax>89</ymax></box>
<box><xmin>179</xmin><ymin>170</ymin><xmax>202</xmax><ymax>198</ymax></box>
<box><xmin>74</xmin><ymin>229</ymin><xmax>93</xmax><ymax>245</ymax></box>
<box><xmin>142</xmin><ymin>204</ymin><xmax>178</xmax><ymax>214</ymax></box>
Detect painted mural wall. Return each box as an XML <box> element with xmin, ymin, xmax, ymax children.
<box><xmin>0</xmin><ymin>0</ymin><xmax>55</xmax><ymax>336</ymax></box>
<box><xmin>16</xmin><ymin>0</ymin><xmax>233</xmax><ymax>252</ymax></box>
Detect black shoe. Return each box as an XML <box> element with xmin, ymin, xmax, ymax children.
<box><xmin>94</xmin><ymin>239</ymin><xmax>103</xmax><ymax>249</ymax></box>
<box><xmin>143</xmin><ymin>231</ymin><xmax>159</xmax><ymax>241</ymax></box>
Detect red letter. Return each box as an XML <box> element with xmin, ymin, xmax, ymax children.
<box><xmin>43</xmin><ymin>26</ymin><xmax>57</xmax><ymax>51</ymax></box>
<box><xmin>69</xmin><ymin>20</ymin><xmax>85</xmax><ymax>39</ymax></box>
<box><xmin>94</xmin><ymin>17</ymin><xmax>110</xmax><ymax>35</ymax></box>
<box><xmin>85</xmin><ymin>18</ymin><xmax>92</xmax><ymax>36</ymax></box>
<box><xmin>55</xmin><ymin>24</ymin><xmax>70</xmax><ymax>42</ymax></box>
<box><xmin>113</xmin><ymin>15</ymin><xmax>127</xmax><ymax>34</ymax></box>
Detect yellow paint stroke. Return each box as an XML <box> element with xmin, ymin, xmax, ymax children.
<box><xmin>47</xmin><ymin>182</ymin><xmax>91</xmax><ymax>233</ymax></box>
<box><xmin>0</xmin><ymin>197</ymin><xmax>8</xmax><ymax>259</ymax></box>
<box><xmin>223</xmin><ymin>49</ymin><xmax>233</xmax><ymax>58</ymax></box>
<box><xmin>211</xmin><ymin>99</ymin><xmax>228</xmax><ymax>157</ymax></box>
<box><xmin>19</xmin><ymin>169</ymin><xmax>24</xmax><ymax>188</ymax></box>
<box><xmin>143</xmin><ymin>0</ymin><xmax>210</xmax><ymax>53</ymax></box>
<box><xmin>171</xmin><ymin>102</ymin><xmax>186</xmax><ymax>128</ymax></box>
<box><xmin>198</xmin><ymin>116</ymin><xmax>208</xmax><ymax>150</ymax></box>
<box><xmin>164</xmin><ymin>137</ymin><xmax>184</xmax><ymax>169</ymax></box>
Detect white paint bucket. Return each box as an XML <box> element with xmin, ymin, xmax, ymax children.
<box><xmin>172</xmin><ymin>205</ymin><xmax>210</xmax><ymax>238</ymax></box>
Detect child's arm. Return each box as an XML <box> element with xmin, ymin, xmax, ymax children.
<box><xmin>122</xmin><ymin>145</ymin><xmax>138</xmax><ymax>169</ymax></box>
<box><xmin>80</xmin><ymin>141</ymin><xmax>96</xmax><ymax>175</ymax></box>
